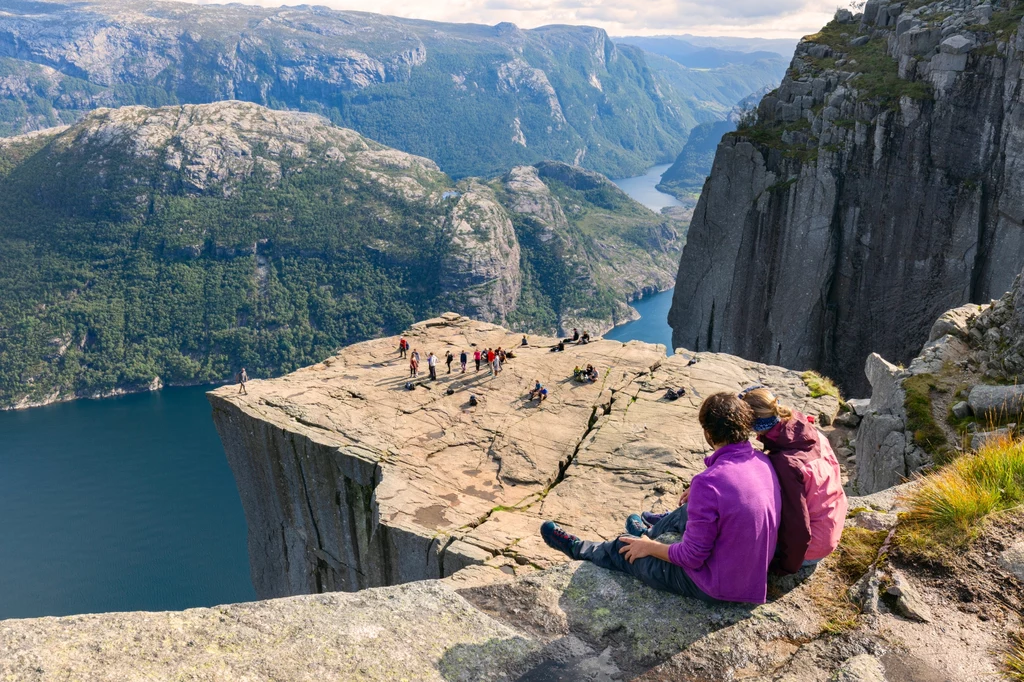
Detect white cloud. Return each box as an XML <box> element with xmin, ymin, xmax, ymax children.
<box><xmin>186</xmin><ymin>0</ymin><xmax>841</xmax><ymax>38</ymax></box>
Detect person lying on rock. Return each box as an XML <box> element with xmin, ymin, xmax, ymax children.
<box><xmin>541</xmin><ymin>392</ymin><xmax>781</xmax><ymax>604</ymax></box>
<box><xmin>739</xmin><ymin>387</ymin><xmax>848</xmax><ymax>574</ymax></box>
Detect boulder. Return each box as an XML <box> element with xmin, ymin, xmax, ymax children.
<box><xmin>999</xmin><ymin>541</ymin><xmax>1024</xmax><ymax>582</ymax></box>
<box><xmin>951</xmin><ymin>401</ymin><xmax>972</xmax><ymax>420</ymax></box>
<box><xmin>847</xmin><ymin>398</ymin><xmax>872</xmax><ymax>416</ymax></box>
<box><xmin>970</xmin><ymin>427</ymin><xmax>1015</xmax><ymax>450</ymax></box>
<box><xmin>967</xmin><ymin>384</ymin><xmax>1024</xmax><ymax>421</ymax></box>
<box><xmin>940</xmin><ymin>35</ymin><xmax>975</xmax><ymax>55</ymax></box>
<box><xmin>886</xmin><ymin>569</ymin><xmax>932</xmax><ymax>622</ymax></box>
<box><xmin>835</xmin><ymin>411</ymin><xmax>863</xmax><ymax>428</ymax></box>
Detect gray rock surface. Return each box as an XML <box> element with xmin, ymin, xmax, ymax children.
<box><xmin>886</xmin><ymin>569</ymin><xmax>933</xmax><ymax>623</ymax></box>
<box><xmin>669</xmin><ymin>1</ymin><xmax>1024</xmax><ymax>395</ymax></box>
<box><xmin>834</xmin><ymin>654</ymin><xmax>887</xmax><ymax>682</ymax></box>
<box><xmin>999</xmin><ymin>541</ymin><xmax>1024</xmax><ymax>581</ymax></box>
<box><xmin>208</xmin><ymin>314</ymin><xmax>840</xmax><ymax>599</ymax></box>
<box><xmin>854</xmin><ymin>354</ymin><xmax>926</xmax><ymax>494</ymax></box>
<box><xmin>967</xmin><ymin>384</ymin><xmax>1024</xmax><ymax>421</ymax></box>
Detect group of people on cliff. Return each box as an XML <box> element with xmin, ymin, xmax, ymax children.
<box><xmin>400</xmin><ymin>337</ymin><xmax>514</xmax><ymax>381</ymax></box>
<box><xmin>541</xmin><ymin>388</ymin><xmax>848</xmax><ymax>605</ymax></box>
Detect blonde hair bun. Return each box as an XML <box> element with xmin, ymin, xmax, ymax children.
<box><xmin>740</xmin><ymin>387</ymin><xmax>793</xmax><ymax>420</ymax></box>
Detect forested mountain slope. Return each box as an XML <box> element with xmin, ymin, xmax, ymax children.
<box><xmin>1</xmin><ymin>0</ymin><xmax>775</xmax><ymax>178</ymax></box>
<box><xmin>0</xmin><ymin>101</ymin><xmax>683</xmax><ymax>408</ymax></box>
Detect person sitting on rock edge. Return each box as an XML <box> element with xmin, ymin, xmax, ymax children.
<box><xmin>540</xmin><ymin>392</ymin><xmax>782</xmax><ymax>604</ymax></box>
<box><xmin>740</xmin><ymin>387</ymin><xmax>848</xmax><ymax>575</ymax></box>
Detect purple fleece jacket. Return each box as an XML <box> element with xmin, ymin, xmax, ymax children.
<box><xmin>667</xmin><ymin>441</ymin><xmax>782</xmax><ymax>604</ymax></box>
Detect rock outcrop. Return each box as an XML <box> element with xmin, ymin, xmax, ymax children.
<box><xmin>208</xmin><ymin>314</ymin><xmax>839</xmax><ymax>598</ymax></box>
<box><xmin>854</xmin><ymin>263</ymin><xmax>1024</xmax><ymax>492</ymax></box>
<box><xmin>669</xmin><ymin>0</ymin><xmax>1024</xmax><ymax>394</ymax></box>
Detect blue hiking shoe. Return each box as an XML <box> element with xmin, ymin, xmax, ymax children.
<box><xmin>541</xmin><ymin>521</ymin><xmax>580</xmax><ymax>558</ymax></box>
<box><xmin>641</xmin><ymin>511</ymin><xmax>667</xmax><ymax>527</ymax></box>
<box><xmin>625</xmin><ymin>513</ymin><xmax>649</xmax><ymax>537</ymax></box>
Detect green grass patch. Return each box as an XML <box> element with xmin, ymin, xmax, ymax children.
<box><xmin>1005</xmin><ymin>631</ymin><xmax>1024</xmax><ymax>682</ymax></box>
<box><xmin>901</xmin><ymin>437</ymin><xmax>1024</xmax><ymax>550</ymax></box>
<box><xmin>834</xmin><ymin>526</ymin><xmax>888</xmax><ymax>582</ymax></box>
<box><xmin>801</xmin><ymin>370</ymin><xmax>841</xmax><ymax>400</ymax></box>
<box><xmin>805</xmin><ymin>20</ymin><xmax>933</xmax><ymax>108</ymax></box>
<box><xmin>903</xmin><ymin>373</ymin><xmax>952</xmax><ymax>461</ymax></box>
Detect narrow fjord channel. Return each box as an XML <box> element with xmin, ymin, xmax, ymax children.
<box><xmin>0</xmin><ymin>164</ymin><xmax>678</xmax><ymax>618</ymax></box>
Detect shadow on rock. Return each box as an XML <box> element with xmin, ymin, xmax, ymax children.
<box><xmin>451</xmin><ymin>562</ymin><xmax>756</xmax><ymax>679</ymax></box>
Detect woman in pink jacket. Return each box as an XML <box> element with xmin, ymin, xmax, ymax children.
<box><xmin>740</xmin><ymin>387</ymin><xmax>847</xmax><ymax>574</ymax></box>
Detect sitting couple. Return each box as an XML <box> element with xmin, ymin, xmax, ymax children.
<box><xmin>541</xmin><ymin>389</ymin><xmax>847</xmax><ymax>604</ymax></box>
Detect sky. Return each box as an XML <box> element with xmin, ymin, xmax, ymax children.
<box><xmin>187</xmin><ymin>0</ymin><xmax>842</xmax><ymax>39</ymax></box>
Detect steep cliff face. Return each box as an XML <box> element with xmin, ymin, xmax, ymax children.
<box><xmin>670</xmin><ymin>0</ymin><xmax>1024</xmax><ymax>394</ymax></box>
<box><xmin>208</xmin><ymin>314</ymin><xmax>839</xmax><ymax>599</ymax></box>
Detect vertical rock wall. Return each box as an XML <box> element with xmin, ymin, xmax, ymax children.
<box><xmin>210</xmin><ymin>397</ymin><xmax>450</xmax><ymax>598</ymax></box>
<box><xmin>670</xmin><ymin>1</ymin><xmax>1024</xmax><ymax>394</ymax></box>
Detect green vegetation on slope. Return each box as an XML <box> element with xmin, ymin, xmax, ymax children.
<box><xmin>804</xmin><ymin>21</ymin><xmax>933</xmax><ymax>108</ymax></box>
<box><xmin>0</xmin><ymin>104</ymin><xmax>684</xmax><ymax>407</ymax></box>
<box><xmin>899</xmin><ymin>437</ymin><xmax>1024</xmax><ymax>554</ymax></box>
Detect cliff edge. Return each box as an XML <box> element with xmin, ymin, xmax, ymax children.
<box><xmin>207</xmin><ymin>313</ymin><xmax>839</xmax><ymax>598</ymax></box>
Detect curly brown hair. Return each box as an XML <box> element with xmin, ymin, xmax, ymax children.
<box><xmin>698</xmin><ymin>392</ymin><xmax>755</xmax><ymax>445</ymax></box>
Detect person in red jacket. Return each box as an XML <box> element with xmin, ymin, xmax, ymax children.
<box><xmin>740</xmin><ymin>387</ymin><xmax>848</xmax><ymax>575</ymax></box>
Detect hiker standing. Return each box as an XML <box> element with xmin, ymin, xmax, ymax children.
<box><xmin>398</xmin><ymin>337</ymin><xmax>408</xmax><ymax>358</ymax></box>
<box><xmin>460</xmin><ymin>350</ymin><xmax>468</xmax><ymax>373</ymax></box>
<box><xmin>445</xmin><ymin>351</ymin><xmax>454</xmax><ymax>374</ymax></box>
<box><xmin>237</xmin><ymin>367</ymin><xmax>248</xmax><ymax>395</ymax></box>
<box><xmin>409</xmin><ymin>354</ymin><xmax>418</xmax><ymax>378</ymax></box>
<box><xmin>428</xmin><ymin>352</ymin><xmax>438</xmax><ymax>381</ymax></box>
<box><xmin>487</xmin><ymin>348</ymin><xmax>497</xmax><ymax>376</ymax></box>
<box><xmin>474</xmin><ymin>349</ymin><xmax>481</xmax><ymax>371</ymax></box>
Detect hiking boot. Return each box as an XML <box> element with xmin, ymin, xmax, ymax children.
<box><xmin>641</xmin><ymin>511</ymin><xmax>667</xmax><ymax>527</ymax></box>
<box><xmin>625</xmin><ymin>513</ymin><xmax>649</xmax><ymax>537</ymax></box>
<box><xmin>540</xmin><ymin>521</ymin><xmax>580</xmax><ymax>558</ymax></box>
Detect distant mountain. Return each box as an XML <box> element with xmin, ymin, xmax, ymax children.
<box><xmin>618</xmin><ymin>35</ymin><xmax>799</xmax><ymax>61</ymax></box>
<box><xmin>615</xmin><ymin>36</ymin><xmax>791</xmax><ymax>69</ymax></box>
<box><xmin>0</xmin><ymin>101</ymin><xmax>685</xmax><ymax>408</ymax></box>
<box><xmin>0</xmin><ymin>0</ymin><xmax>784</xmax><ymax>179</ymax></box>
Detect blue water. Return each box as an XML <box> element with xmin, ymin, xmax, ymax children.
<box><xmin>611</xmin><ymin>163</ymin><xmax>684</xmax><ymax>212</ymax></box>
<box><xmin>605</xmin><ymin>289</ymin><xmax>676</xmax><ymax>355</ymax></box>
<box><xmin>0</xmin><ymin>386</ymin><xmax>255</xmax><ymax>619</ymax></box>
<box><xmin>606</xmin><ymin>163</ymin><xmax>680</xmax><ymax>353</ymax></box>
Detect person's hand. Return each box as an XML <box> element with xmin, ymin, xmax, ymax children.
<box><xmin>678</xmin><ymin>487</ymin><xmax>690</xmax><ymax>507</ymax></box>
<box><xmin>617</xmin><ymin>536</ymin><xmax>657</xmax><ymax>563</ymax></box>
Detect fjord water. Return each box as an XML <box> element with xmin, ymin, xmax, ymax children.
<box><xmin>611</xmin><ymin>164</ymin><xmax>684</xmax><ymax>212</ymax></box>
<box><xmin>607</xmin><ymin>164</ymin><xmax>680</xmax><ymax>353</ymax></box>
<box><xmin>0</xmin><ymin>386</ymin><xmax>255</xmax><ymax>618</ymax></box>
<box><xmin>604</xmin><ymin>289</ymin><xmax>676</xmax><ymax>355</ymax></box>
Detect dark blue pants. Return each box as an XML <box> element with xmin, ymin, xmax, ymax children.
<box><xmin>573</xmin><ymin>505</ymin><xmax>717</xmax><ymax>601</ymax></box>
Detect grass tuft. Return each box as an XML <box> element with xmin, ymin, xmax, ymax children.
<box><xmin>801</xmin><ymin>370</ymin><xmax>841</xmax><ymax>400</ymax></box>
<box><xmin>834</xmin><ymin>526</ymin><xmax>888</xmax><ymax>582</ymax></box>
<box><xmin>901</xmin><ymin>437</ymin><xmax>1024</xmax><ymax>549</ymax></box>
<box><xmin>1005</xmin><ymin>632</ymin><xmax>1024</xmax><ymax>682</ymax></box>
<box><xmin>903</xmin><ymin>373</ymin><xmax>951</xmax><ymax>461</ymax></box>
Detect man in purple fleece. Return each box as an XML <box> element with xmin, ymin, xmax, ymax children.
<box><xmin>541</xmin><ymin>392</ymin><xmax>782</xmax><ymax>604</ymax></box>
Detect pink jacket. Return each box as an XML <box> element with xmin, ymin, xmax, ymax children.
<box><xmin>759</xmin><ymin>411</ymin><xmax>848</xmax><ymax>574</ymax></box>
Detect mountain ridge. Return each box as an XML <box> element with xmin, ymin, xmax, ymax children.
<box><xmin>0</xmin><ymin>0</ymin><xmax>783</xmax><ymax>178</ymax></box>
